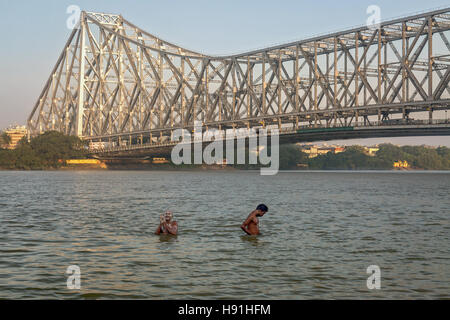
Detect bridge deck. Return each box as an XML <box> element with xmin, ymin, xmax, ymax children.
<box><xmin>89</xmin><ymin>120</ymin><xmax>450</xmax><ymax>158</ymax></box>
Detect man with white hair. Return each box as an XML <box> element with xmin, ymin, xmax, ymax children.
<box><xmin>155</xmin><ymin>211</ymin><xmax>178</xmax><ymax>235</ymax></box>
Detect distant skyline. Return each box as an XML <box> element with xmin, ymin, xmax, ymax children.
<box><xmin>1</xmin><ymin>0</ymin><xmax>450</xmax><ymax>146</ymax></box>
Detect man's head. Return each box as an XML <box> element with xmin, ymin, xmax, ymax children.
<box><xmin>164</xmin><ymin>211</ymin><xmax>173</xmax><ymax>222</ymax></box>
<box><xmin>256</xmin><ymin>204</ymin><xmax>268</xmax><ymax>216</ymax></box>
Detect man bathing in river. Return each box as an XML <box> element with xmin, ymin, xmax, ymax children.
<box><xmin>241</xmin><ymin>204</ymin><xmax>268</xmax><ymax>235</ymax></box>
<box><xmin>155</xmin><ymin>211</ymin><xmax>178</xmax><ymax>235</ymax></box>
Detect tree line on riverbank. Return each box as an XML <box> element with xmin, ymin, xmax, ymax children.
<box><xmin>229</xmin><ymin>143</ymin><xmax>450</xmax><ymax>170</ymax></box>
<box><xmin>1</xmin><ymin>131</ymin><xmax>449</xmax><ymax>170</ymax></box>
<box><xmin>303</xmin><ymin>144</ymin><xmax>450</xmax><ymax>170</ymax></box>
<box><xmin>0</xmin><ymin>131</ymin><xmax>87</xmax><ymax>170</ymax></box>
<box><xmin>230</xmin><ymin>143</ymin><xmax>450</xmax><ymax>170</ymax></box>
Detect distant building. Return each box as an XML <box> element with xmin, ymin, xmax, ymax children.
<box><xmin>301</xmin><ymin>146</ymin><xmax>318</xmax><ymax>158</ymax></box>
<box><xmin>299</xmin><ymin>145</ymin><xmax>346</xmax><ymax>158</ymax></box>
<box><xmin>2</xmin><ymin>125</ymin><xmax>28</xmax><ymax>149</ymax></box>
<box><xmin>364</xmin><ymin>146</ymin><xmax>380</xmax><ymax>156</ymax></box>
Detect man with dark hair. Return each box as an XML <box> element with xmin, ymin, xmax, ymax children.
<box><xmin>241</xmin><ymin>204</ymin><xmax>268</xmax><ymax>235</ymax></box>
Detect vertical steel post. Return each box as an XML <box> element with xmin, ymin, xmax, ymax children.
<box><xmin>428</xmin><ymin>16</ymin><xmax>434</xmax><ymax>123</ymax></box>
<box><xmin>76</xmin><ymin>12</ymin><xmax>86</xmax><ymax>137</ymax></box>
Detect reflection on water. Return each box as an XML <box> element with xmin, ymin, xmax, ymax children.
<box><xmin>0</xmin><ymin>170</ymin><xmax>449</xmax><ymax>299</ymax></box>
<box><xmin>158</xmin><ymin>235</ymin><xmax>178</xmax><ymax>243</ymax></box>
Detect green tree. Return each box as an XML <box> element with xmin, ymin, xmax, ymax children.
<box><xmin>308</xmin><ymin>145</ymin><xmax>391</xmax><ymax>170</ymax></box>
<box><xmin>29</xmin><ymin>131</ymin><xmax>87</xmax><ymax>167</ymax></box>
<box><xmin>0</xmin><ymin>131</ymin><xmax>87</xmax><ymax>170</ymax></box>
<box><xmin>376</xmin><ymin>144</ymin><xmax>412</xmax><ymax>163</ymax></box>
<box><xmin>278</xmin><ymin>144</ymin><xmax>308</xmax><ymax>169</ymax></box>
<box><xmin>0</xmin><ymin>132</ymin><xmax>11</xmax><ymax>148</ymax></box>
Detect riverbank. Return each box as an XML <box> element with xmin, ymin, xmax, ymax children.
<box><xmin>3</xmin><ymin>165</ymin><xmax>447</xmax><ymax>171</ymax></box>
<box><xmin>1</xmin><ymin>131</ymin><xmax>450</xmax><ymax>171</ymax></box>
<box><xmin>62</xmin><ymin>163</ymin><xmax>238</xmax><ymax>171</ymax></box>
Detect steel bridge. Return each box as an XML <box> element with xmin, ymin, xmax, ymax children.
<box><xmin>28</xmin><ymin>8</ymin><xmax>450</xmax><ymax>156</ymax></box>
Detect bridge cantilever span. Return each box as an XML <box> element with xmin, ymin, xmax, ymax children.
<box><xmin>27</xmin><ymin>9</ymin><xmax>450</xmax><ymax>155</ymax></box>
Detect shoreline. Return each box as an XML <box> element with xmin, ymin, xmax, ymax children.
<box><xmin>1</xmin><ymin>166</ymin><xmax>449</xmax><ymax>172</ymax></box>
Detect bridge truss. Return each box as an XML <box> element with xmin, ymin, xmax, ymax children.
<box><xmin>28</xmin><ymin>8</ymin><xmax>450</xmax><ymax>150</ymax></box>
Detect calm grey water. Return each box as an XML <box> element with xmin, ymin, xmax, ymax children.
<box><xmin>0</xmin><ymin>170</ymin><xmax>449</xmax><ymax>299</ymax></box>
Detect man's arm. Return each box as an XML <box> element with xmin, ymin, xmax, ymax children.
<box><xmin>166</xmin><ymin>221</ymin><xmax>178</xmax><ymax>235</ymax></box>
<box><xmin>241</xmin><ymin>212</ymin><xmax>255</xmax><ymax>235</ymax></box>
<box><xmin>155</xmin><ymin>224</ymin><xmax>162</xmax><ymax>235</ymax></box>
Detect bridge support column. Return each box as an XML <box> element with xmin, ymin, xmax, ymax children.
<box><xmin>76</xmin><ymin>12</ymin><xmax>86</xmax><ymax>138</ymax></box>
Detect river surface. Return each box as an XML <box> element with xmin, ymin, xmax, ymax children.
<box><xmin>0</xmin><ymin>170</ymin><xmax>449</xmax><ymax>299</ymax></box>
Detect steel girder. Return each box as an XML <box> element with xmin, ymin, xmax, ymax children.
<box><xmin>27</xmin><ymin>9</ymin><xmax>450</xmax><ymax>145</ymax></box>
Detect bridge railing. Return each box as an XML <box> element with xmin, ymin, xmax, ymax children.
<box><xmin>277</xmin><ymin>118</ymin><xmax>449</xmax><ymax>133</ymax></box>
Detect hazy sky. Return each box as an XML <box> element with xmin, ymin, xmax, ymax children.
<box><xmin>0</xmin><ymin>0</ymin><xmax>449</xmax><ymax>146</ymax></box>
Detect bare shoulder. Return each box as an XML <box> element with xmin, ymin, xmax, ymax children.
<box><xmin>244</xmin><ymin>211</ymin><xmax>254</xmax><ymax>220</ymax></box>
<box><xmin>248</xmin><ymin>211</ymin><xmax>258</xmax><ymax>221</ymax></box>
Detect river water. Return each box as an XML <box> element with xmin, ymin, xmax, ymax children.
<box><xmin>0</xmin><ymin>170</ymin><xmax>449</xmax><ymax>299</ymax></box>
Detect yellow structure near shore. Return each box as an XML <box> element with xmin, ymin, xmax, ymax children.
<box><xmin>152</xmin><ymin>157</ymin><xmax>169</xmax><ymax>164</ymax></box>
<box><xmin>65</xmin><ymin>159</ymin><xmax>107</xmax><ymax>168</ymax></box>
<box><xmin>393</xmin><ymin>160</ymin><xmax>410</xmax><ymax>169</ymax></box>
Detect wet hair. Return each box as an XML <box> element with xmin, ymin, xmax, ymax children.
<box><xmin>256</xmin><ymin>204</ymin><xmax>268</xmax><ymax>212</ymax></box>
